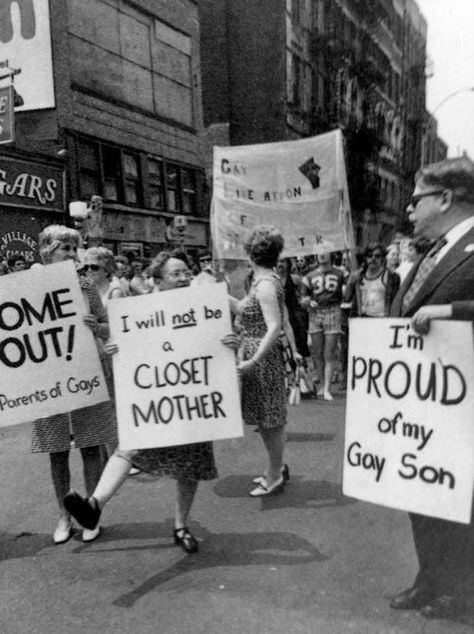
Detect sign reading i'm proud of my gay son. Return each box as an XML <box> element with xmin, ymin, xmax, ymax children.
<box><xmin>343</xmin><ymin>318</ymin><xmax>474</xmax><ymax>524</ymax></box>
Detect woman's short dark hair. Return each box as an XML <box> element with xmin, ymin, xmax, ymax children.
<box><xmin>244</xmin><ymin>225</ymin><xmax>284</xmax><ymax>268</ymax></box>
<box><xmin>150</xmin><ymin>251</ymin><xmax>174</xmax><ymax>279</ymax></box>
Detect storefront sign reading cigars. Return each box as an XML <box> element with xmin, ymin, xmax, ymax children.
<box><xmin>343</xmin><ymin>318</ymin><xmax>474</xmax><ymax>524</ymax></box>
<box><xmin>107</xmin><ymin>283</ymin><xmax>243</xmax><ymax>450</ymax></box>
<box><xmin>0</xmin><ymin>261</ymin><xmax>109</xmax><ymax>426</ymax></box>
<box><xmin>0</xmin><ymin>156</ymin><xmax>65</xmax><ymax>212</ymax></box>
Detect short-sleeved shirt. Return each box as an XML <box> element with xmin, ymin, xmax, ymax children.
<box><xmin>302</xmin><ymin>266</ymin><xmax>345</xmax><ymax>308</ymax></box>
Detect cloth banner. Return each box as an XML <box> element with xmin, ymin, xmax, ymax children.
<box><xmin>107</xmin><ymin>283</ymin><xmax>243</xmax><ymax>450</ymax></box>
<box><xmin>211</xmin><ymin>129</ymin><xmax>354</xmax><ymax>259</ymax></box>
<box><xmin>343</xmin><ymin>318</ymin><xmax>474</xmax><ymax>524</ymax></box>
<box><xmin>0</xmin><ymin>261</ymin><xmax>109</xmax><ymax>426</ymax></box>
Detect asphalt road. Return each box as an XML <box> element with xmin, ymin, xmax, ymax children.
<box><xmin>0</xmin><ymin>393</ymin><xmax>472</xmax><ymax>633</ymax></box>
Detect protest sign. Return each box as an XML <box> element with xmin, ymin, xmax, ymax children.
<box><xmin>107</xmin><ymin>283</ymin><xmax>243</xmax><ymax>450</ymax></box>
<box><xmin>0</xmin><ymin>261</ymin><xmax>109</xmax><ymax>426</ymax></box>
<box><xmin>343</xmin><ymin>318</ymin><xmax>474</xmax><ymax>524</ymax></box>
<box><xmin>211</xmin><ymin>129</ymin><xmax>354</xmax><ymax>259</ymax></box>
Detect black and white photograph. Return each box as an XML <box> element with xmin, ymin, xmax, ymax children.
<box><xmin>0</xmin><ymin>1</ymin><xmax>473</xmax><ymax>632</ymax></box>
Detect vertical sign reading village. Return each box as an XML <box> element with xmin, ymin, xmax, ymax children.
<box><xmin>212</xmin><ymin>129</ymin><xmax>354</xmax><ymax>259</ymax></box>
<box><xmin>343</xmin><ymin>318</ymin><xmax>474</xmax><ymax>524</ymax></box>
<box><xmin>0</xmin><ymin>0</ymin><xmax>55</xmax><ymax>110</ymax></box>
<box><xmin>0</xmin><ymin>261</ymin><xmax>109</xmax><ymax>426</ymax></box>
<box><xmin>108</xmin><ymin>283</ymin><xmax>243</xmax><ymax>450</ymax></box>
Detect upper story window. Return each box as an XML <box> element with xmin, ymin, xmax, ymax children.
<box><xmin>148</xmin><ymin>158</ymin><xmax>164</xmax><ymax>209</ymax></box>
<box><xmin>74</xmin><ymin>135</ymin><xmax>201</xmax><ymax>216</ymax></box>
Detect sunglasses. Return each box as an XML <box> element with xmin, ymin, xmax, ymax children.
<box><xmin>200</xmin><ymin>257</ymin><xmax>212</xmax><ymax>263</ymax></box>
<box><xmin>82</xmin><ymin>264</ymin><xmax>103</xmax><ymax>272</ymax></box>
<box><xmin>410</xmin><ymin>189</ymin><xmax>445</xmax><ymax>208</ymax></box>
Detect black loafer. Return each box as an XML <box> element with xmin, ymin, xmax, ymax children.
<box><xmin>173</xmin><ymin>527</ymin><xmax>199</xmax><ymax>554</ymax></box>
<box><xmin>390</xmin><ymin>586</ymin><xmax>432</xmax><ymax>610</ymax></box>
<box><xmin>64</xmin><ymin>491</ymin><xmax>101</xmax><ymax>530</ymax></box>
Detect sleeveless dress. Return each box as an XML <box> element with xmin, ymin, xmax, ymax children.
<box><xmin>239</xmin><ymin>274</ymin><xmax>287</xmax><ymax>429</ymax></box>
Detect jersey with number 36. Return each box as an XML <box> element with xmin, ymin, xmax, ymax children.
<box><xmin>302</xmin><ymin>267</ymin><xmax>344</xmax><ymax>308</ymax></box>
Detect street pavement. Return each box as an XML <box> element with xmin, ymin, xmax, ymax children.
<box><xmin>0</xmin><ymin>391</ymin><xmax>472</xmax><ymax>634</ymax></box>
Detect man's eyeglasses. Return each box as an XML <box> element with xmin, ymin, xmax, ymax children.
<box><xmin>82</xmin><ymin>264</ymin><xmax>102</xmax><ymax>272</ymax></box>
<box><xmin>200</xmin><ymin>257</ymin><xmax>212</xmax><ymax>263</ymax></box>
<box><xmin>367</xmin><ymin>252</ymin><xmax>383</xmax><ymax>260</ymax></box>
<box><xmin>410</xmin><ymin>190</ymin><xmax>445</xmax><ymax>208</ymax></box>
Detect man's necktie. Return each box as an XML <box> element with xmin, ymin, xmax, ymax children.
<box><xmin>402</xmin><ymin>237</ymin><xmax>447</xmax><ymax>311</ymax></box>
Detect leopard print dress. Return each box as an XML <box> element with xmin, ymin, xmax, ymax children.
<box><xmin>239</xmin><ymin>274</ymin><xmax>287</xmax><ymax>429</ymax></box>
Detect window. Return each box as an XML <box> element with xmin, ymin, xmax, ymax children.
<box><xmin>123</xmin><ymin>153</ymin><xmax>141</xmax><ymax>205</ymax></box>
<box><xmin>148</xmin><ymin>158</ymin><xmax>164</xmax><ymax>209</ymax></box>
<box><xmin>166</xmin><ymin>164</ymin><xmax>179</xmax><ymax>212</ymax></box>
<box><xmin>102</xmin><ymin>146</ymin><xmax>121</xmax><ymax>202</ymax></box>
<box><xmin>181</xmin><ymin>168</ymin><xmax>196</xmax><ymax>215</ymax></box>
<box><xmin>293</xmin><ymin>54</ymin><xmax>302</xmax><ymax>109</ymax></box>
<box><xmin>78</xmin><ymin>140</ymin><xmax>100</xmax><ymax>199</ymax></box>
<box><xmin>73</xmin><ymin>135</ymin><xmax>202</xmax><ymax>216</ymax></box>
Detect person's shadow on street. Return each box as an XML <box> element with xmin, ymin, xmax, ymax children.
<box><xmin>84</xmin><ymin>524</ymin><xmax>327</xmax><ymax>608</ymax></box>
<box><xmin>212</xmin><ymin>476</ymin><xmax>355</xmax><ymax>511</ymax></box>
<box><xmin>0</xmin><ymin>530</ymin><xmax>53</xmax><ymax>561</ymax></box>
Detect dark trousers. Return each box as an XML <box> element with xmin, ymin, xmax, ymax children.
<box><xmin>410</xmin><ymin>511</ymin><xmax>474</xmax><ymax>597</ymax></box>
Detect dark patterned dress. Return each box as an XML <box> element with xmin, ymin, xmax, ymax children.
<box><xmin>31</xmin><ymin>276</ymin><xmax>117</xmax><ymax>453</ymax></box>
<box><xmin>130</xmin><ymin>441</ymin><xmax>217</xmax><ymax>481</ymax></box>
<box><xmin>239</xmin><ymin>274</ymin><xmax>287</xmax><ymax>429</ymax></box>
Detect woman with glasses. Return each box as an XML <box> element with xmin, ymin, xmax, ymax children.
<box><xmin>342</xmin><ymin>242</ymin><xmax>400</xmax><ymax>318</ymax></box>
<box><xmin>64</xmin><ymin>251</ymin><xmax>239</xmax><ymax>554</ymax></box>
<box><xmin>31</xmin><ymin>226</ymin><xmax>117</xmax><ymax>544</ymax></box>
<box><xmin>84</xmin><ymin>247</ymin><xmax>128</xmax><ymax>306</ymax></box>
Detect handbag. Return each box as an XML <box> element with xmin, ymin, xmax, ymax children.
<box><xmin>279</xmin><ymin>332</ymin><xmax>295</xmax><ymax>376</ymax></box>
<box><xmin>288</xmin><ymin>365</ymin><xmax>301</xmax><ymax>406</ymax></box>
<box><xmin>298</xmin><ymin>361</ymin><xmax>315</xmax><ymax>398</ymax></box>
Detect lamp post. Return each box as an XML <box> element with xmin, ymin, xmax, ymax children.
<box><xmin>431</xmin><ymin>86</ymin><xmax>474</xmax><ymax>116</ymax></box>
<box><xmin>422</xmin><ymin>87</ymin><xmax>474</xmax><ymax>164</ymax></box>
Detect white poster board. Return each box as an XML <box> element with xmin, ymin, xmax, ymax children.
<box><xmin>0</xmin><ymin>0</ymin><xmax>55</xmax><ymax>110</ymax></box>
<box><xmin>212</xmin><ymin>129</ymin><xmax>354</xmax><ymax>259</ymax></box>
<box><xmin>343</xmin><ymin>318</ymin><xmax>474</xmax><ymax>524</ymax></box>
<box><xmin>0</xmin><ymin>261</ymin><xmax>109</xmax><ymax>426</ymax></box>
<box><xmin>108</xmin><ymin>283</ymin><xmax>243</xmax><ymax>450</ymax></box>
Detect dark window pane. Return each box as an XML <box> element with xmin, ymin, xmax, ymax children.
<box><xmin>182</xmin><ymin>192</ymin><xmax>195</xmax><ymax>214</ymax></box>
<box><xmin>167</xmin><ymin>189</ymin><xmax>178</xmax><ymax>211</ymax></box>
<box><xmin>80</xmin><ymin>172</ymin><xmax>100</xmax><ymax>199</ymax></box>
<box><xmin>148</xmin><ymin>159</ymin><xmax>163</xmax><ymax>180</ymax></box>
<box><xmin>79</xmin><ymin>141</ymin><xmax>99</xmax><ymax>170</ymax></box>
<box><xmin>150</xmin><ymin>186</ymin><xmax>163</xmax><ymax>209</ymax></box>
<box><xmin>166</xmin><ymin>165</ymin><xmax>178</xmax><ymax>189</ymax></box>
<box><xmin>124</xmin><ymin>153</ymin><xmax>139</xmax><ymax>179</ymax></box>
<box><xmin>125</xmin><ymin>182</ymin><xmax>138</xmax><ymax>204</ymax></box>
<box><xmin>105</xmin><ymin>178</ymin><xmax>119</xmax><ymax>201</ymax></box>
<box><xmin>182</xmin><ymin>168</ymin><xmax>195</xmax><ymax>192</ymax></box>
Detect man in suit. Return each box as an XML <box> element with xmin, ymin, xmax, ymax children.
<box><xmin>389</xmin><ymin>157</ymin><xmax>474</xmax><ymax>619</ymax></box>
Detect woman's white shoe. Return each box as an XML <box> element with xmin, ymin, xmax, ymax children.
<box><xmin>82</xmin><ymin>526</ymin><xmax>102</xmax><ymax>542</ymax></box>
<box><xmin>249</xmin><ymin>475</ymin><xmax>285</xmax><ymax>497</ymax></box>
<box><xmin>53</xmin><ymin>517</ymin><xmax>72</xmax><ymax>544</ymax></box>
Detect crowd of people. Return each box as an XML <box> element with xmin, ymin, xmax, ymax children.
<box><xmin>1</xmin><ymin>155</ymin><xmax>473</xmax><ymax>620</ymax></box>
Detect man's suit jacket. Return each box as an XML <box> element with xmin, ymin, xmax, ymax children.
<box><xmin>390</xmin><ymin>227</ymin><xmax>474</xmax><ymax>318</ymax></box>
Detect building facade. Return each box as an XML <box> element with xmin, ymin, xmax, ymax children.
<box><xmin>1</xmin><ymin>0</ymin><xmax>208</xmax><ymax>262</ymax></box>
<box><xmin>200</xmin><ymin>0</ymin><xmax>446</xmax><ymax>248</ymax></box>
